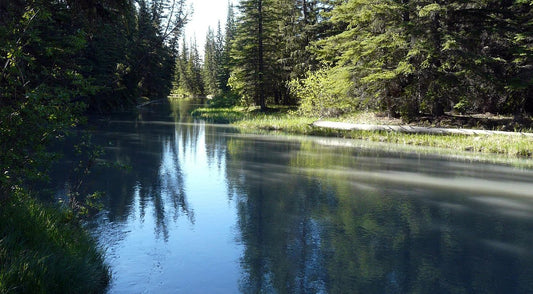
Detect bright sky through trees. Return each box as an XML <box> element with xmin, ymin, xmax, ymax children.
<box><xmin>185</xmin><ymin>0</ymin><xmax>236</xmax><ymax>48</ymax></box>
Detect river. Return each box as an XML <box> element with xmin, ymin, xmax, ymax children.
<box><xmin>50</xmin><ymin>99</ymin><xmax>533</xmax><ymax>293</ymax></box>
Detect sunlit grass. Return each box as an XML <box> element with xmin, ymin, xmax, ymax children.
<box><xmin>192</xmin><ymin>106</ymin><xmax>533</xmax><ymax>158</ymax></box>
<box><xmin>193</xmin><ymin>106</ymin><xmax>317</xmax><ymax>131</ymax></box>
<box><xmin>343</xmin><ymin>131</ymin><xmax>533</xmax><ymax>157</ymax></box>
<box><xmin>0</xmin><ymin>192</ymin><xmax>110</xmax><ymax>293</ymax></box>
<box><xmin>191</xmin><ymin>107</ymin><xmax>246</xmax><ymax>123</ymax></box>
<box><xmin>234</xmin><ymin>114</ymin><xmax>317</xmax><ymax>132</ymax></box>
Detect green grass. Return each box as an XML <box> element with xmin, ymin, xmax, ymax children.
<box><xmin>0</xmin><ymin>192</ymin><xmax>110</xmax><ymax>294</ymax></box>
<box><xmin>340</xmin><ymin>131</ymin><xmax>533</xmax><ymax>157</ymax></box>
<box><xmin>191</xmin><ymin>107</ymin><xmax>246</xmax><ymax>123</ymax></box>
<box><xmin>192</xmin><ymin>106</ymin><xmax>533</xmax><ymax>158</ymax></box>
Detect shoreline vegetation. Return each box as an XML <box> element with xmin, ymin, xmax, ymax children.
<box><xmin>0</xmin><ymin>193</ymin><xmax>110</xmax><ymax>293</ymax></box>
<box><xmin>2</xmin><ymin>0</ymin><xmax>198</xmax><ymax>288</ymax></box>
<box><xmin>191</xmin><ymin>106</ymin><xmax>533</xmax><ymax>159</ymax></box>
<box><xmin>2</xmin><ymin>0</ymin><xmax>186</xmax><ymax>291</ymax></box>
<box><xmin>180</xmin><ymin>0</ymin><xmax>533</xmax><ymax>164</ymax></box>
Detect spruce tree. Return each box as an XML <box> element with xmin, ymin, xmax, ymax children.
<box><xmin>189</xmin><ymin>38</ymin><xmax>205</xmax><ymax>96</ymax></box>
<box><xmin>313</xmin><ymin>0</ymin><xmax>533</xmax><ymax>117</ymax></box>
<box><xmin>214</xmin><ymin>21</ymin><xmax>226</xmax><ymax>92</ymax></box>
<box><xmin>220</xmin><ymin>2</ymin><xmax>237</xmax><ymax>94</ymax></box>
<box><xmin>203</xmin><ymin>27</ymin><xmax>219</xmax><ymax>96</ymax></box>
<box><xmin>230</xmin><ymin>0</ymin><xmax>278</xmax><ymax>110</ymax></box>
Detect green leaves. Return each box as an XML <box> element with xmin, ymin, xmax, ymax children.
<box><xmin>0</xmin><ymin>1</ymin><xmax>88</xmax><ymax>194</ymax></box>
<box><xmin>418</xmin><ymin>3</ymin><xmax>443</xmax><ymax>18</ymax></box>
<box><xmin>289</xmin><ymin>67</ymin><xmax>353</xmax><ymax>116</ymax></box>
<box><xmin>310</xmin><ymin>0</ymin><xmax>533</xmax><ymax>116</ymax></box>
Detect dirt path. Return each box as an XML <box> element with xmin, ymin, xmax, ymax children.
<box><xmin>312</xmin><ymin>120</ymin><xmax>533</xmax><ymax>137</ymax></box>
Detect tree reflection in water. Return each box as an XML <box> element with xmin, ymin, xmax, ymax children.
<box><xmin>222</xmin><ymin>135</ymin><xmax>533</xmax><ymax>293</ymax></box>
<box><xmin>53</xmin><ymin>101</ymin><xmax>201</xmax><ymax>240</ymax></box>
<box><xmin>49</xmin><ymin>99</ymin><xmax>533</xmax><ymax>293</ymax></box>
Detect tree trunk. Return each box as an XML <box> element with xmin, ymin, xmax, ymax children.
<box><xmin>431</xmin><ymin>0</ymin><xmax>445</xmax><ymax>116</ymax></box>
<box><xmin>257</xmin><ymin>0</ymin><xmax>266</xmax><ymax>111</ymax></box>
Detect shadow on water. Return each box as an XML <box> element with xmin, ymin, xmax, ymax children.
<box><xmin>223</xmin><ymin>135</ymin><xmax>533</xmax><ymax>294</ymax></box>
<box><xmin>48</xmin><ymin>98</ymin><xmax>533</xmax><ymax>293</ymax></box>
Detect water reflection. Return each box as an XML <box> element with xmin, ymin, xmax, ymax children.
<box><xmin>224</xmin><ymin>136</ymin><xmax>533</xmax><ymax>293</ymax></box>
<box><xmin>91</xmin><ymin>121</ymin><xmax>193</xmax><ymax>231</ymax></box>
<box><xmin>49</xmin><ymin>99</ymin><xmax>533</xmax><ymax>293</ymax></box>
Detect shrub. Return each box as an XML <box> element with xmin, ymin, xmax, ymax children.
<box><xmin>288</xmin><ymin>67</ymin><xmax>354</xmax><ymax>117</ymax></box>
<box><xmin>208</xmin><ymin>92</ymin><xmax>241</xmax><ymax>108</ymax></box>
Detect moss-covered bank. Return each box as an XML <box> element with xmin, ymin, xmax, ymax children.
<box><xmin>192</xmin><ymin>106</ymin><xmax>533</xmax><ymax>158</ymax></box>
<box><xmin>0</xmin><ymin>192</ymin><xmax>110</xmax><ymax>294</ymax></box>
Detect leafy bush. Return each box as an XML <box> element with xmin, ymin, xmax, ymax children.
<box><xmin>208</xmin><ymin>92</ymin><xmax>241</xmax><ymax>108</ymax></box>
<box><xmin>288</xmin><ymin>67</ymin><xmax>354</xmax><ymax>117</ymax></box>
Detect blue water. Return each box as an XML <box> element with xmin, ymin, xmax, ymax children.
<box><xmin>51</xmin><ymin>99</ymin><xmax>533</xmax><ymax>293</ymax></box>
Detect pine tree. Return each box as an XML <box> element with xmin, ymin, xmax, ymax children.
<box><xmin>220</xmin><ymin>2</ymin><xmax>237</xmax><ymax>94</ymax></box>
<box><xmin>174</xmin><ymin>37</ymin><xmax>205</xmax><ymax>97</ymax></box>
<box><xmin>176</xmin><ymin>38</ymin><xmax>191</xmax><ymax>95</ymax></box>
<box><xmin>268</xmin><ymin>0</ymin><xmax>326</xmax><ymax>105</ymax></box>
<box><xmin>281</xmin><ymin>0</ymin><xmax>322</xmax><ymax>78</ymax></box>
<box><xmin>312</xmin><ymin>0</ymin><xmax>533</xmax><ymax>118</ymax></box>
<box><xmin>312</xmin><ymin>0</ymin><xmax>410</xmax><ymax>116</ymax></box>
<box><xmin>230</xmin><ymin>0</ymin><xmax>279</xmax><ymax>110</ymax></box>
<box><xmin>203</xmin><ymin>27</ymin><xmax>219</xmax><ymax>96</ymax></box>
<box><xmin>510</xmin><ymin>1</ymin><xmax>533</xmax><ymax>113</ymax></box>
<box><xmin>189</xmin><ymin>38</ymin><xmax>205</xmax><ymax>96</ymax></box>
<box><xmin>214</xmin><ymin>21</ymin><xmax>226</xmax><ymax>92</ymax></box>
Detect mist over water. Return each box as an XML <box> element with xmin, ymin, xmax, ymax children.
<box><xmin>51</xmin><ymin>99</ymin><xmax>533</xmax><ymax>293</ymax></box>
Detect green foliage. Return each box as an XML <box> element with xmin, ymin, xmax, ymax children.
<box><xmin>312</xmin><ymin>0</ymin><xmax>533</xmax><ymax>117</ymax></box>
<box><xmin>0</xmin><ymin>192</ymin><xmax>110</xmax><ymax>293</ymax></box>
<box><xmin>208</xmin><ymin>92</ymin><xmax>241</xmax><ymax>108</ymax></box>
<box><xmin>199</xmin><ymin>0</ymin><xmax>533</xmax><ymax>117</ymax></box>
<box><xmin>226</xmin><ymin>0</ymin><xmax>327</xmax><ymax>108</ymax></box>
<box><xmin>0</xmin><ymin>0</ymin><xmax>185</xmax><ymax>195</ymax></box>
<box><xmin>453</xmin><ymin>99</ymin><xmax>473</xmax><ymax>115</ymax></box>
<box><xmin>69</xmin><ymin>0</ymin><xmax>188</xmax><ymax>112</ymax></box>
<box><xmin>282</xmin><ymin>0</ymin><xmax>324</xmax><ymax>79</ymax></box>
<box><xmin>0</xmin><ymin>1</ymin><xmax>88</xmax><ymax>198</ymax></box>
<box><xmin>230</xmin><ymin>0</ymin><xmax>280</xmax><ymax>110</ymax></box>
<box><xmin>203</xmin><ymin>28</ymin><xmax>220</xmax><ymax>96</ymax></box>
<box><xmin>220</xmin><ymin>3</ymin><xmax>237</xmax><ymax>94</ymax></box>
<box><xmin>289</xmin><ymin>67</ymin><xmax>353</xmax><ymax>116</ymax></box>
<box><xmin>61</xmin><ymin>133</ymin><xmax>108</xmax><ymax>217</ymax></box>
<box><xmin>191</xmin><ymin>107</ymin><xmax>246</xmax><ymax>123</ymax></box>
<box><xmin>0</xmin><ymin>0</ymin><xmax>186</xmax><ymax>288</ymax></box>
<box><xmin>174</xmin><ymin>37</ymin><xmax>204</xmax><ymax>97</ymax></box>
<box><xmin>133</xmin><ymin>0</ymin><xmax>181</xmax><ymax>101</ymax></box>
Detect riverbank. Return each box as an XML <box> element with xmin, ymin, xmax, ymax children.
<box><xmin>0</xmin><ymin>193</ymin><xmax>110</xmax><ymax>293</ymax></box>
<box><xmin>191</xmin><ymin>107</ymin><xmax>533</xmax><ymax>158</ymax></box>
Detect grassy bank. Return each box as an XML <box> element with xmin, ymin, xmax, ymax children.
<box><xmin>0</xmin><ymin>192</ymin><xmax>110</xmax><ymax>293</ymax></box>
<box><xmin>192</xmin><ymin>106</ymin><xmax>533</xmax><ymax>158</ymax></box>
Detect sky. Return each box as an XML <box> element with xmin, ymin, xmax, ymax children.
<box><xmin>184</xmin><ymin>0</ymin><xmax>236</xmax><ymax>49</ymax></box>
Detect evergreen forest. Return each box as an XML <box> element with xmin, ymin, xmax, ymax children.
<box><xmin>176</xmin><ymin>0</ymin><xmax>533</xmax><ymax>118</ymax></box>
<box><xmin>3</xmin><ymin>0</ymin><xmax>533</xmax><ymax>196</ymax></box>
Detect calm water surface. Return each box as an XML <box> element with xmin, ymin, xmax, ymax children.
<box><xmin>52</xmin><ymin>99</ymin><xmax>533</xmax><ymax>293</ymax></box>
